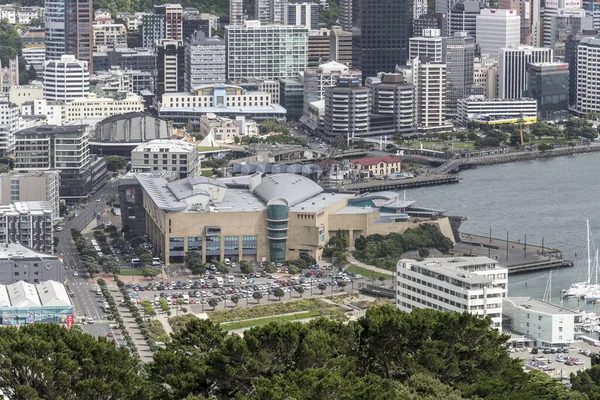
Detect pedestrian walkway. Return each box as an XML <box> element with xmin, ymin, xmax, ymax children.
<box><xmin>346</xmin><ymin>252</ymin><xmax>395</xmax><ymax>276</ymax></box>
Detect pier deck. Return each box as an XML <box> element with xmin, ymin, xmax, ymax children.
<box><xmin>456</xmin><ymin>233</ymin><xmax>572</xmax><ymax>274</ymax></box>
<box><xmin>336</xmin><ymin>174</ymin><xmax>459</xmax><ymax>193</ymax></box>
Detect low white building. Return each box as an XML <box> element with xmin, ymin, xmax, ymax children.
<box><xmin>64</xmin><ymin>93</ymin><xmax>144</xmax><ymax>123</ymax></box>
<box><xmin>198</xmin><ymin>113</ymin><xmax>258</xmax><ymax>144</ymax></box>
<box><xmin>503</xmin><ymin>297</ymin><xmax>582</xmax><ymax>347</ymax></box>
<box><xmin>456</xmin><ymin>96</ymin><xmax>538</xmax><ymax>126</ymax></box>
<box><xmin>0</xmin><ymin>6</ymin><xmax>16</xmax><ymax>24</ymax></box>
<box><xmin>397</xmin><ymin>257</ymin><xmax>508</xmax><ymax>329</ymax></box>
<box><xmin>9</xmin><ymin>85</ymin><xmax>44</xmax><ymax>107</ymax></box>
<box><xmin>22</xmin><ymin>47</ymin><xmax>46</xmax><ymax>67</ymax></box>
<box><xmin>21</xmin><ymin>99</ymin><xmax>65</xmax><ymax>126</ymax></box>
<box><xmin>131</xmin><ymin>139</ymin><xmax>201</xmax><ymax>179</ymax></box>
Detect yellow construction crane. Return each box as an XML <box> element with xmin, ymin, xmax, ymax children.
<box><xmin>520</xmin><ymin>123</ymin><xmax>524</xmax><ymax>145</ymax></box>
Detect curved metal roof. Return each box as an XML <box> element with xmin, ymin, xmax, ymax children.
<box><xmin>253</xmin><ymin>174</ymin><xmax>323</xmax><ymax>207</ymax></box>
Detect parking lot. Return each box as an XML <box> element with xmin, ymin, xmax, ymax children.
<box><xmin>511</xmin><ymin>343</ymin><xmax>600</xmax><ymax>378</ymax></box>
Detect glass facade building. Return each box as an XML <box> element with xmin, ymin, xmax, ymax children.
<box><xmin>524</xmin><ymin>62</ymin><xmax>569</xmax><ymax>120</ymax></box>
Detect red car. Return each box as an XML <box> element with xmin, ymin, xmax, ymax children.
<box><xmin>189</xmin><ymin>299</ymin><xmax>196</xmax><ymax>304</ymax></box>
<box><xmin>107</xmin><ymin>333</ymin><xmax>113</xmax><ymax>337</ymax></box>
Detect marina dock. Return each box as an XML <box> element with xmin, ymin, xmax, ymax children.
<box><xmin>337</xmin><ymin>174</ymin><xmax>459</xmax><ymax>193</ymax></box>
<box><xmin>456</xmin><ymin>233</ymin><xmax>573</xmax><ymax>274</ymax></box>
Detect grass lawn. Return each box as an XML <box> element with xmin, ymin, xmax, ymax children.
<box><xmin>450</xmin><ymin>142</ymin><xmax>475</xmax><ymax>149</ymax></box>
<box><xmin>346</xmin><ymin>265</ymin><xmax>393</xmax><ymax>280</ymax></box>
<box><xmin>208</xmin><ymin>298</ymin><xmax>339</xmax><ymax>324</ymax></box>
<box><xmin>201</xmin><ymin>169</ymin><xmax>214</xmax><ymax>177</ymax></box>
<box><xmin>119</xmin><ymin>269</ymin><xmax>145</xmax><ymax>276</ymax></box>
<box><xmin>144</xmin><ymin>319</ymin><xmax>169</xmax><ymax>342</ymax></box>
<box><xmin>405</xmin><ymin>141</ymin><xmax>474</xmax><ymax>150</ymax></box>
<box><xmin>197</xmin><ymin>146</ymin><xmax>221</xmax><ymax>151</ymax></box>
<box><xmin>220</xmin><ymin>310</ymin><xmax>321</xmax><ymax>330</ymax></box>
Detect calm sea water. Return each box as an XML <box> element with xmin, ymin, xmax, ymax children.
<box><xmin>406</xmin><ymin>152</ymin><xmax>600</xmax><ymax>310</ymax></box>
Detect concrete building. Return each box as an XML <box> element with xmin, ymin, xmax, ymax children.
<box><xmin>93</xmin><ymin>23</ymin><xmax>128</xmax><ymax>51</ymax></box>
<box><xmin>0</xmin><ymin>280</ymin><xmax>73</xmax><ymax>325</ymax></box>
<box><xmin>258</xmin><ymin>80</ymin><xmax>280</xmax><ymax>105</ymax></box>
<box><xmin>0</xmin><ymin>203</ymin><xmax>54</xmax><ymax>254</ymax></box>
<box><xmin>349</xmin><ymin>156</ymin><xmax>402</xmax><ymax>177</ymax></box>
<box><xmin>21</xmin><ymin>47</ymin><xmax>45</xmax><ymax>69</ymax></box>
<box><xmin>162</xmin><ymin>84</ymin><xmax>274</xmax><ymax>109</ymax></box>
<box><xmin>498</xmin><ymin>45</ymin><xmax>553</xmax><ymax>99</ymax></box>
<box><xmin>155</xmin><ymin>4</ymin><xmax>183</xmax><ymax>42</ymax></box>
<box><xmin>575</xmin><ymin>35</ymin><xmax>600</xmax><ymax>115</ymax></box>
<box><xmin>0</xmin><ymin>172</ymin><xmax>60</xmax><ymax>220</ymax></box>
<box><xmin>476</xmin><ymin>9</ymin><xmax>521</xmax><ymax>59</ymax></box>
<box><xmin>414</xmin><ymin>16</ymin><xmax>441</xmax><ymax>37</ymax></box>
<box><xmin>230</xmin><ymin>0</ymin><xmax>245</xmax><ymax>26</ymax></box>
<box><xmin>199</xmin><ymin>113</ymin><xmax>258</xmax><ymax>144</ymax></box>
<box><xmin>225</xmin><ymin>21</ymin><xmax>308</xmax><ymax>82</ymax></box>
<box><xmin>524</xmin><ymin>62</ymin><xmax>569</xmax><ymax>120</ymax></box>
<box><xmin>367</xmin><ymin>73</ymin><xmax>416</xmax><ymax>137</ymax></box>
<box><xmin>142</xmin><ymin>13</ymin><xmax>164</xmax><ymax>48</ymax></box>
<box><xmin>397</xmin><ymin>257</ymin><xmax>508</xmax><ymax>329</ymax></box>
<box><xmin>44</xmin><ymin>0</ymin><xmax>66</xmax><ymax>60</ymax></box>
<box><xmin>280</xmin><ymin>78</ymin><xmax>304</xmax><ymax>118</ymax></box>
<box><xmin>64</xmin><ymin>0</ymin><xmax>94</xmax><ymax>75</ymax></box>
<box><xmin>90</xmin><ymin>113</ymin><xmax>173</xmax><ymax>157</ymax></box>
<box><xmin>358</xmin><ymin>0</ymin><xmax>414</xmax><ymax>78</ymax></box>
<box><xmin>14</xmin><ymin>125</ymin><xmax>107</xmax><ymax>200</ymax></box>
<box><xmin>503</xmin><ymin>297</ymin><xmax>582</xmax><ymax>346</ymax></box>
<box><xmin>330</xmin><ymin>26</ymin><xmax>353</xmax><ymax>68</ymax></box>
<box><xmin>0</xmin><ymin>245</ymin><xmax>63</xmax><ymax>284</ymax></box>
<box><xmin>412</xmin><ymin>56</ymin><xmax>452</xmax><ymax>132</ymax></box>
<box><xmin>285</xmin><ymin>2</ymin><xmax>319</xmax><ymax>30</ymax></box>
<box><xmin>473</xmin><ymin>56</ymin><xmax>499</xmax><ymax>98</ymax></box>
<box><xmin>17</xmin><ymin>7</ymin><xmax>41</xmax><ymax>25</ymax></box>
<box><xmin>443</xmin><ymin>32</ymin><xmax>475</xmax><ymax>118</ymax></box>
<box><xmin>130</xmin><ymin>139</ymin><xmax>201</xmax><ymax>179</ymax></box>
<box><xmin>499</xmin><ymin>0</ymin><xmax>532</xmax><ymax>44</ymax></box>
<box><xmin>413</xmin><ymin>0</ymin><xmax>428</xmax><ymax>19</ymax></box>
<box><xmin>184</xmin><ymin>31</ymin><xmax>226</xmax><ymax>91</ymax></box>
<box><xmin>43</xmin><ymin>55</ymin><xmax>90</xmax><ymax>102</ymax></box>
<box><xmin>136</xmin><ymin>173</ymin><xmax>456</xmax><ymax>264</ymax></box>
<box><xmin>9</xmin><ymin>85</ymin><xmax>44</xmax><ymax>107</ymax></box>
<box><xmin>64</xmin><ymin>94</ymin><xmax>145</xmax><ymax>123</ymax></box>
<box><xmin>20</xmin><ymin>100</ymin><xmax>65</xmax><ymax>126</ymax></box>
<box><xmin>0</xmin><ymin>102</ymin><xmax>23</xmax><ymax>156</ymax></box>
<box><xmin>302</xmin><ymin>61</ymin><xmax>362</xmax><ymax>124</ymax></box>
<box><xmin>308</xmin><ymin>29</ymin><xmax>331</xmax><ymax>68</ymax></box>
<box><xmin>323</xmin><ymin>77</ymin><xmax>370</xmax><ymax>144</ymax></box>
<box><xmin>448</xmin><ymin>1</ymin><xmax>483</xmax><ymax>39</ymax></box>
<box><xmin>409</xmin><ymin>29</ymin><xmax>444</xmax><ymax>63</ymax></box>
<box><xmin>338</xmin><ymin>0</ymin><xmax>352</xmax><ymax>31</ymax></box>
<box><xmin>156</xmin><ymin>40</ymin><xmax>185</xmax><ymax>96</ymax></box>
<box><xmin>457</xmin><ymin>96</ymin><xmax>538</xmax><ymax>126</ymax></box>
<box><xmin>565</xmin><ymin>31</ymin><xmax>597</xmax><ymax>108</ymax></box>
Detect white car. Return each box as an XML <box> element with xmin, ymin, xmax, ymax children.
<box><xmin>73</xmin><ymin>271</ymin><xmax>78</xmax><ymax>276</ymax></box>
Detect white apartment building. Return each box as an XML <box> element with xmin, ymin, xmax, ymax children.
<box><xmin>0</xmin><ymin>102</ymin><xmax>22</xmax><ymax>156</ymax></box>
<box><xmin>503</xmin><ymin>297</ymin><xmax>582</xmax><ymax>346</ymax></box>
<box><xmin>43</xmin><ymin>55</ymin><xmax>90</xmax><ymax>102</ymax></box>
<box><xmin>576</xmin><ymin>35</ymin><xmax>600</xmax><ymax>116</ymax></box>
<box><xmin>0</xmin><ymin>201</ymin><xmax>54</xmax><ymax>254</ymax></box>
<box><xmin>64</xmin><ymin>93</ymin><xmax>144</xmax><ymax>122</ymax></box>
<box><xmin>412</xmin><ymin>56</ymin><xmax>452</xmax><ymax>132</ymax></box>
<box><xmin>409</xmin><ymin>29</ymin><xmax>443</xmax><ymax>63</ymax></box>
<box><xmin>476</xmin><ymin>9</ymin><xmax>520</xmax><ymax>59</ymax></box>
<box><xmin>397</xmin><ymin>257</ymin><xmax>508</xmax><ymax>329</ymax></box>
<box><xmin>323</xmin><ymin>77</ymin><xmax>370</xmax><ymax>144</ymax></box>
<box><xmin>225</xmin><ymin>21</ymin><xmax>308</xmax><ymax>82</ymax></box>
<box><xmin>21</xmin><ymin>47</ymin><xmax>45</xmax><ymax>68</ymax></box>
<box><xmin>17</xmin><ymin>7</ymin><xmax>42</xmax><ymax>24</ymax></box>
<box><xmin>162</xmin><ymin>84</ymin><xmax>273</xmax><ymax>108</ymax></box>
<box><xmin>9</xmin><ymin>85</ymin><xmax>44</xmax><ymax>107</ymax></box>
<box><xmin>0</xmin><ymin>171</ymin><xmax>61</xmax><ymax>221</ymax></box>
<box><xmin>498</xmin><ymin>45</ymin><xmax>553</xmax><ymax>99</ymax></box>
<box><xmin>184</xmin><ymin>31</ymin><xmax>226</xmax><ymax>91</ymax></box>
<box><xmin>284</xmin><ymin>2</ymin><xmax>319</xmax><ymax>30</ymax></box>
<box><xmin>130</xmin><ymin>139</ymin><xmax>201</xmax><ymax>179</ymax></box>
<box><xmin>198</xmin><ymin>114</ymin><xmax>258</xmax><ymax>144</ymax></box>
<box><xmin>258</xmin><ymin>80</ymin><xmax>280</xmax><ymax>105</ymax></box>
<box><xmin>20</xmin><ymin>100</ymin><xmax>65</xmax><ymax>126</ymax></box>
<box><xmin>0</xmin><ymin>6</ymin><xmax>16</xmax><ymax>24</ymax></box>
<box><xmin>457</xmin><ymin>96</ymin><xmax>537</xmax><ymax>126</ymax></box>
<box><xmin>230</xmin><ymin>0</ymin><xmax>245</xmax><ymax>25</ymax></box>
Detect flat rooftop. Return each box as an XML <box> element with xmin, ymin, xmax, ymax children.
<box><xmin>0</xmin><ymin>243</ymin><xmax>58</xmax><ymax>260</ymax></box>
<box><xmin>504</xmin><ymin>297</ymin><xmax>579</xmax><ymax>315</ymax></box>
<box><xmin>399</xmin><ymin>257</ymin><xmax>505</xmax><ymax>285</ymax></box>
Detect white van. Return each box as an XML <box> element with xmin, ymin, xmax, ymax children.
<box><xmin>227</xmin><ymin>275</ymin><xmax>235</xmax><ymax>284</ymax></box>
<box><xmin>152</xmin><ymin>258</ymin><xmax>161</xmax><ymax>266</ymax></box>
<box><xmin>224</xmin><ymin>258</ymin><xmax>231</xmax><ymax>266</ymax></box>
<box><xmin>216</xmin><ymin>277</ymin><xmax>224</xmax><ymax>287</ymax></box>
<box><xmin>182</xmin><ymin>294</ymin><xmax>190</xmax><ymax>304</ymax></box>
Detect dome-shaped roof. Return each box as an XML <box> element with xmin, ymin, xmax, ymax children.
<box><xmin>253</xmin><ymin>174</ymin><xmax>323</xmax><ymax>206</ymax></box>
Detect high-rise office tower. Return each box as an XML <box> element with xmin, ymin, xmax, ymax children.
<box><xmin>409</xmin><ymin>29</ymin><xmax>443</xmax><ymax>63</ymax></box>
<box><xmin>524</xmin><ymin>62</ymin><xmax>569</xmax><ymax>119</ymax></box>
<box><xmin>575</xmin><ymin>35</ymin><xmax>600</xmax><ymax>115</ymax></box>
<box><xmin>530</xmin><ymin>0</ymin><xmax>541</xmax><ymax>46</ymax></box>
<box><xmin>64</xmin><ymin>0</ymin><xmax>93</xmax><ymax>74</ymax></box>
<box><xmin>443</xmin><ymin>32</ymin><xmax>475</xmax><ymax>118</ymax></box>
<box><xmin>323</xmin><ymin>77</ymin><xmax>369</xmax><ymax>144</ymax></box>
<box><xmin>45</xmin><ymin>0</ymin><xmax>65</xmax><ymax>60</ymax></box>
<box><xmin>230</xmin><ymin>0</ymin><xmax>245</xmax><ymax>25</ymax></box>
<box><xmin>499</xmin><ymin>0</ymin><xmax>532</xmax><ymax>44</ymax></box>
<box><xmin>448</xmin><ymin>1</ymin><xmax>483</xmax><ymax>39</ymax></box>
<box><xmin>476</xmin><ymin>9</ymin><xmax>521</xmax><ymax>59</ymax></box>
<box><xmin>565</xmin><ymin>31</ymin><xmax>596</xmax><ymax>107</ymax></box>
<box><xmin>256</xmin><ymin>0</ymin><xmax>271</xmax><ymax>23</ymax></box>
<box><xmin>142</xmin><ymin>14</ymin><xmax>164</xmax><ymax>47</ymax></box>
<box><xmin>156</xmin><ymin>40</ymin><xmax>185</xmax><ymax>96</ymax></box>
<box><xmin>154</xmin><ymin>4</ymin><xmax>183</xmax><ymax>42</ymax></box>
<box><xmin>330</xmin><ymin>26</ymin><xmax>353</xmax><ymax>67</ymax></box>
<box><xmin>358</xmin><ymin>0</ymin><xmax>414</xmax><ymax>78</ymax></box>
<box><xmin>285</xmin><ymin>2</ymin><xmax>319</xmax><ymax>29</ymax></box>
<box><xmin>308</xmin><ymin>29</ymin><xmax>331</xmax><ymax>67</ymax></box>
<box><xmin>339</xmin><ymin>0</ymin><xmax>352</xmax><ymax>30</ymax></box>
<box><xmin>411</xmin><ymin>56</ymin><xmax>451</xmax><ymax>132</ymax></box>
<box><xmin>498</xmin><ymin>45</ymin><xmax>553</xmax><ymax>99</ymax></box>
<box><xmin>413</xmin><ymin>0</ymin><xmax>428</xmax><ymax>19</ymax></box>
<box><xmin>185</xmin><ymin>31</ymin><xmax>226</xmax><ymax>90</ymax></box>
<box><xmin>542</xmin><ymin>0</ymin><xmax>591</xmax><ymax>57</ymax></box>
<box><xmin>43</xmin><ymin>55</ymin><xmax>90</xmax><ymax>102</ymax></box>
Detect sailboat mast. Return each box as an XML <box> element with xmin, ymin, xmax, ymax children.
<box><xmin>588</xmin><ymin>220</ymin><xmax>592</xmax><ymax>285</ymax></box>
<box><xmin>596</xmin><ymin>249</ymin><xmax>599</xmax><ymax>285</ymax></box>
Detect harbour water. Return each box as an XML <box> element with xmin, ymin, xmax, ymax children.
<box><xmin>405</xmin><ymin>152</ymin><xmax>600</xmax><ymax>311</ymax></box>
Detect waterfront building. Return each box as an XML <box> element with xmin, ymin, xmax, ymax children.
<box><xmin>323</xmin><ymin>77</ymin><xmax>370</xmax><ymax>143</ymax></box>
<box><xmin>349</xmin><ymin>156</ymin><xmax>402</xmax><ymax>177</ymax></box>
<box><xmin>565</xmin><ymin>31</ymin><xmax>597</xmax><ymax>108</ymax></box>
<box><xmin>358</xmin><ymin>0</ymin><xmax>414</xmax><ymax>78</ymax></box>
<box><xmin>498</xmin><ymin>45</ymin><xmax>553</xmax><ymax>99</ymax></box>
<box><xmin>0</xmin><ymin>245</ymin><xmax>63</xmax><ymax>284</ymax></box>
<box><xmin>43</xmin><ymin>55</ymin><xmax>90</xmax><ymax>102</ymax></box>
<box><xmin>412</xmin><ymin>56</ymin><xmax>452</xmax><ymax>133</ymax></box>
<box><xmin>575</xmin><ymin>34</ymin><xmax>600</xmax><ymax>116</ymax></box>
<box><xmin>0</xmin><ymin>203</ymin><xmax>54</xmax><ymax>253</ymax></box>
<box><xmin>130</xmin><ymin>139</ymin><xmax>200</xmax><ymax>179</ymax></box>
<box><xmin>456</xmin><ymin>96</ymin><xmax>538</xmax><ymax>126</ymax></box>
<box><xmin>0</xmin><ymin>280</ymin><xmax>73</xmax><ymax>325</ymax></box>
<box><xmin>0</xmin><ymin>172</ymin><xmax>60</xmax><ymax>220</ymax></box>
<box><xmin>225</xmin><ymin>21</ymin><xmax>308</xmax><ymax>82</ymax></box>
<box><xmin>524</xmin><ymin>62</ymin><xmax>569</xmax><ymax>120</ymax></box>
<box><xmin>503</xmin><ymin>297</ymin><xmax>582</xmax><ymax>346</ymax></box>
<box><xmin>443</xmin><ymin>32</ymin><xmax>475</xmax><ymax>118</ymax></box>
<box><xmin>367</xmin><ymin>73</ymin><xmax>417</xmax><ymax>137</ymax></box>
<box><xmin>476</xmin><ymin>9</ymin><xmax>520</xmax><ymax>59</ymax></box>
<box><xmin>409</xmin><ymin>29</ymin><xmax>444</xmax><ymax>63</ymax></box>
<box><xmin>184</xmin><ymin>31</ymin><xmax>226</xmax><ymax>91</ymax></box>
<box><xmin>397</xmin><ymin>257</ymin><xmax>508</xmax><ymax>329</ymax></box>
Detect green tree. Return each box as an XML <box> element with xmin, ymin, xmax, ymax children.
<box><xmin>99</xmin><ymin>256</ymin><xmax>121</xmax><ymax>275</ymax></box>
<box><xmin>287</xmin><ymin>265</ymin><xmax>300</xmax><ymax>275</ymax></box>
<box><xmin>215</xmin><ymin>262</ymin><xmax>229</xmax><ymax>274</ymax></box>
<box><xmin>264</xmin><ymin>262</ymin><xmax>277</xmax><ymax>273</ymax></box>
<box><xmin>142</xmin><ymin>266</ymin><xmax>160</xmax><ymax>279</ymax></box>
<box><xmin>252</xmin><ymin>291</ymin><xmax>263</xmax><ymax>304</ymax></box>
<box><xmin>273</xmin><ymin>287</ymin><xmax>285</xmax><ymax>301</ymax></box>
<box><xmin>418</xmin><ymin>248</ymin><xmax>430</xmax><ymax>258</ymax></box>
<box><xmin>159</xmin><ymin>298</ymin><xmax>170</xmax><ymax>313</ymax></box>
<box><xmin>184</xmin><ymin>251</ymin><xmax>205</xmax><ymax>275</ymax></box>
<box><xmin>239</xmin><ymin>260</ymin><xmax>254</xmax><ymax>275</ymax></box>
<box><xmin>85</xmin><ymin>260</ymin><xmax>100</xmax><ymax>278</ymax></box>
<box><xmin>378</xmin><ymin>276</ymin><xmax>386</xmax><ymax>285</ymax></box>
<box><xmin>295</xmin><ymin>286</ymin><xmax>305</xmax><ymax>297</ymax></box>
<box><xmin>106</xmin><ymin>155</ymin><xmax>127</xmax><ymax>172</ymax></box>
<box><xmin>230</xmin><ymin>295</ymin><xmax>240</xmax><ymax>306</ymax></box>
<box><xmin>537</xmin><ymin>143</ymin><xmax>554</xmax><ymax>153</ymax></box>
<box><xmin>337</xmin><ymin>281</ymin><xmax>347</xmax><ymax>292</ymax></box>
<box><xmin>259</xmin><ymin>119</ymin><xmax>278</xmax><ymax>134</ymax></box>
<box><xmin>0</xmin><ymin>323</ymin><xmax>153</xmax><ymax>399</ymax></box>
<box><xmin>208</xmin><ymin>298</ymin><xmax>218</xmax><ymax>310</ymax></box>
<box><xmin>318</xmin><ymin>283</ymin><xmax>326</xmax><ymax>294</ymax></box>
